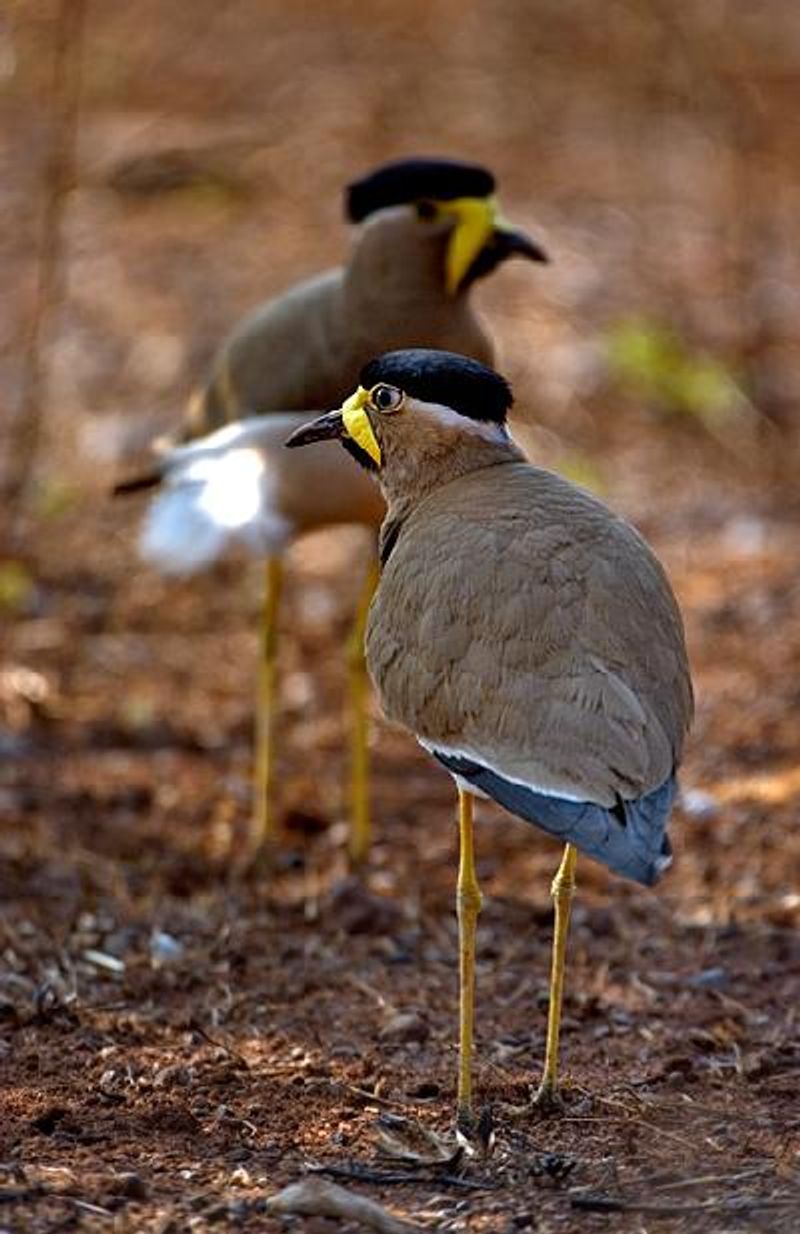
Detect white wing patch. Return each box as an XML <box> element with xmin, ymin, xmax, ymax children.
<box><xmin>140</xmin><ymin>445</ymin><xmax>292</xmax><ymax>575</ymax></box>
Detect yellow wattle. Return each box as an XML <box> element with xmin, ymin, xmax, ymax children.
<box><xmin>341</xmin><ymin>387</ymin><xmax>382</xmax><ymax>465</ymax></box>
<box><xmin>443</xmin><ymin>196</ymin><xmax>497</xmax><ymax>296</ymax></box>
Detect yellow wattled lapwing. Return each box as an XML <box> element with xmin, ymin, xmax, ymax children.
<box><xmin>118</xmin><ymin>158</ymin><xmax>547</xmax><ymax>867</ymax></box>
<box><xmin>286</xmin><ymin>349</ymin><xmax>693</xmax><ymax>1121</ymax></box>
<box><xmin>185</xmin><ymin>158</ymin><xmax>546</xmax><ymax>437</ymax></box>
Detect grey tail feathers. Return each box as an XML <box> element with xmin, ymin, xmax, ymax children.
<box><xmin>433</xmin><ymin>752</ymin><xmax>677</xmax><ymax>887</ymax></box>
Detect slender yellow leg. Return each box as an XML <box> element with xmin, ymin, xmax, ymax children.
<box><xmin>533</xmin><ymin>842</ymin><xmax>578</xmax><ymax>1107</ymax></box>
<box><xmin>250</xmin><ymin>555</ymin><xmax>284</xmax><ymax>854</ymax></box>
<box><xmin>345</xmin><ymin>557</ymin><xmax>379</xmax><ymax>867</ymax></box>
<box><xmin>456</xmin><ymin>788</ymin><xmax>482</xmax><ymax>1122</ymax></box>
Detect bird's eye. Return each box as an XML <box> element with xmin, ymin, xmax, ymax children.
<box><xmin>416</xmin><ymin>200</ymin><xmax>437</xmax><ymax>221</ymax></box>
<box><xmin>371</xmin><ymin>384</ymin><xmax>403</xmax><ymax>413</ymax></box>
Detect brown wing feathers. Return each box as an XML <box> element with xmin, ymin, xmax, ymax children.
<box><xmin>368</xmin><ymin>461</ymin><xmax>692</xmax><ymax>808</ymax></box>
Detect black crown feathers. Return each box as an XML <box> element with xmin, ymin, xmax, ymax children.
<box><xmin>360</xmin><ymin>349</ymin><xmax>513</xmax><ymax>426</ymax></box>
<box><xmin>346</xmin><ymin>158</ymin><xmax>495</xmax><ymax>224</ymax></box>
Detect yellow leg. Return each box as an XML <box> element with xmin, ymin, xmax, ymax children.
<box><xmin>534</xmin><ymin>842</ymin><xmax>578</xmax><ymax>1107</ymax></box>
<box><xmin>250</xmin><ymin>555</ymin><xmax>284</xmax><ymax>854</ymax></box>
<box><xmin>345</xmin><ymin>557</ymin><xmax>379</xmax><ymax>867</ymax></box>
<box><xmin>456</xmin><ymin>789</ymin><xmax>482</xmax><ymax>1122</ymax></box>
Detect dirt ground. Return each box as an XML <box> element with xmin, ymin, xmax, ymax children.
<box><xmin>2</xmin><ymin>4</ymin><xmax>800</xmax><ymax>1232</ymax></box>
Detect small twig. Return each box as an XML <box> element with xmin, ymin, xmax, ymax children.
<box><xmin>571</xmin><ymin>1193</ymin><xmax>799</xmax><ymax>1217</ymax></box>
<box><xmin>190</xmin><ymin>1021</ymin><xmax>250</xmax><ymax>1068</ymax></box>
<box><xmin>336</xmin><ymin>1080</ymin><xmax>410</xmax><ymax>1110</ymax></box>
<box><xmin>307</xmin><ymin>1161</ymin><xmax>492</xmax><ymax>1193</ymax></box>
<box><xmin>558</xmin><ymin>1114</ymin><xmax>700</xmax><ymax>1152</ymax></box>
<box><xmin>69</xmin><ymin>1197</ymin><xmax>114</xmax><ymax>1217</ymax></box>
<box><xmin>347</xmin><ymin>975</ymin><xmax>396</xmax><ymax>1015</ymax></box>
<box><xmin>0</xmin><ymin>1187</ymin><xmax>112</xmax><ymax>1218</ymax></box>
<box><xmin>648</xmin><ymin>1165</ymin><xmax>773</xmax><ymax>1192</ymax></box>
<box><xmin>758</xmin><ymin>1068</ymin><xmax>800</xmax><ymax>1086</ymax></box>
<box><xmin>562</xmin><ymin>1089</ymin><xmax>715</xmax><ymax>1154</ymax></box>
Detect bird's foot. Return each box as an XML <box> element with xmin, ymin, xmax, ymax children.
<box><xmin>455</xmin><ymin>1101</ymin><xmax>476</xmax><ymax>1138</ymax></box>
<box><xmin>531</xmin><ymin>1079</ymin><xmax>565</xmax><ymax>1114</ymax></box>
<box><xmin>455</xmin><ymin>1104</ymin><xmax>494</xmax><ymax>1155</ymax></box>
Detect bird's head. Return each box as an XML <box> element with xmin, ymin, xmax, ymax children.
<box><xmin>346</xmin><ymin>157</ymin><xmax>547</xmax><ymax>296</ymax></box>
<box><xmin>285</xmin><ymin>349</ymin><xmax>518</xmax><ymax>501</ymax></box>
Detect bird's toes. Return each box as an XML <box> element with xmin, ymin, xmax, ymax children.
<box><xmin>530</xmin><ymin>1080</ymin><xmax>566</xmax><ymax>1115</ymax></box>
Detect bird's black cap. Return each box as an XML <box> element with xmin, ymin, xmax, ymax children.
<box><xmin>361</xmin><ymin>349</ymin><xmax>513</xmax><ymax>426</ymax></box>
<box><xmin>346</xmin><ymin>157</ymin><xmax>496</xmax><ymax>223</ymax></box>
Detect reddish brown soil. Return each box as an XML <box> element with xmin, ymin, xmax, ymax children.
<box><xmin>2</xmin><ymin>4</ymin><xmax>800</xmax><ymax>1231</ymax></box>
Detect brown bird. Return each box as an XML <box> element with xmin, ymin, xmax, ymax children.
<box><xmin>185</xmin><ymin>158</ymin><xmax>544</xmax><ymax>436</ymax></box>
<box><xmin>286</xmin><ymin>349</ymin><xmax>693</xmax><ymax>1120</ymax></box>
<box><xmin>121</xmin><ymin>158</ymin><xmax>547</xmax><ymax>866</ymax></box>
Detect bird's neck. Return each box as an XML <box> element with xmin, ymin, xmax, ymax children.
<box><xmin>343</xmin><ymin>208</ymin><xmax>463</xmax><ymax>312</ymax></box>
<box><xmin>379</xmin><ymin>433</ymin><xmax>523</xmax><ymax>528</ymax></box>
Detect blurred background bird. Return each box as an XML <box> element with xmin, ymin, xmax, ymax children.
<box><xmin>116</xmin><ymin>156</ymin><xmax>547</xmax><ymax>867</ymax></box>
<box><xmin>287</xmin><ymin>348</ymin><xmax>693</xmax><ymax>1120</ymax></box>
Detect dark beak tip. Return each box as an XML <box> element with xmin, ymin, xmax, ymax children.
<box><xmin>284</xmin><ymin>410</ymin><xmax>344</xmax><ymax>450</ymax></box>
<box><xmin>283</xmin><ymin>426</ymin><xmax>305</xmax><ymax>449</ymax></box>
<box><xmin>284</xmin><ymin>428</ymin><xmax>304</xmax><ymax>449</ymax></box>
<box><xmin>519</xmin><ymin>234</ymin><xmax>550</xmax><ymax>264</ymax></box>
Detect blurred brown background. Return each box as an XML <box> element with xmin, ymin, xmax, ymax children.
<box><xmin>4</xmin><ymin>1</ymin><xmax>800</xmax><ymax>466</ymax></box>
<box><xmin>1</xmin><ymin>3</ymin><xmax>799</xmax><ymax>1231</ymax></box>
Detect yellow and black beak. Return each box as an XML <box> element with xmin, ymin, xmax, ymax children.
<box><xmin>285</xmin><ymin>388</ymin><xmax>382</xmax><ymax>468</ymax></box>
<box><xmin>438</xmin><ymin>195</ymin><xmax>548</xmax><ymax>295</ymax></box>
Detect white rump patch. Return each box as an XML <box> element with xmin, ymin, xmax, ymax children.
<box><xmin>451</xmin><ymin>773</ymin><xmax>490</xmax><ymax>800</ymax></box>
<box><xmin>417</xmin><ymin>737</ymin><xmax>590</xmax><ymax>804</ymax></box>
<box><xmin>140</xmin><ymin>445</ymin><xmax>292</xmax><ymax>575</ymax></box>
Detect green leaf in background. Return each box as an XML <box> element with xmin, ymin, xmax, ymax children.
<box><xmin>554</xmin><ymin>451</ymin><xmax>608</xmax><ymax>496</ymax></box>
<box><xmin>606</xmin><ymin>318</ymin><xmax>743</xmax><ymax>427</ymax></box>
<box><xmin>0</xmin><ymin>560</ymin><xmax>36</xmax><ymax>613</ymax></box>
<box><xmin>34</xmin><ymin>475</ymin><xmax>80</xmax><ymax>519</ymax></box>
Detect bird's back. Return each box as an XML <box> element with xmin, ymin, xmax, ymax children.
<box><xmin>183</xmin><ymin>210</ymin><xmax>496</xmax><ymax>442</ymax></box>
<box><xmin>367</xmin><ymin>460</ymin><xmax>693</xmax><ymax>809</ymax></box>
<box><xmin>186</xmin><ymin>269</ymin><xmax>352</xmax><ymax>437</ymax></box>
